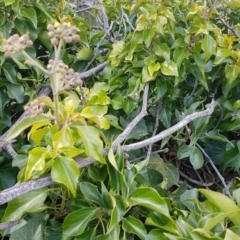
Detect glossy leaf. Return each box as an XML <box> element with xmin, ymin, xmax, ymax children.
<box><xmin>122</xmin><ymin>216</ymin><xmax>147</xmax><ymax>240</ymax></box>
<box><xmin>201</xmin><ymin>34</ymin><xmax>216</xmax><ymax>61</ymax></box>
<box><xmin>75</xmin><ymin>125</ymin><xmax>104</xmax><ymax>163</ymax></box>
<box><xmin>199</xmin><ymin>189</ymin><xmax>240</xmax><ymax>225</ymax></box>
<box><xmin>80</xmin><ymin>182</ymin><xmax>103</xmax><ymax>205</ymax></box>
<box><xmin>161</xmin><ymin>61</ymin><xmax>179</xmax><ymax>76</ymax></box>
<box><xmin>6</xmin><ymin>115</ymin><xmax>50</xmax><ymax>142</ymax></box>
<box><xmin>128</xmin><ymin>187</ymin><xmax>170</xmax><ymax>216</ymax></box>
<box><xmin>9</xmin><ymin>213</ymin><xmax>47</xmax><ymax>240</ymax></box>
<box><xmin>25</xmin><ymin>147</ymin><xmax>49</xmax><ymax>180</ymax></box>
<box><xmin>51</xmin><ymin>156</ymin><xmax>80</xmax><ymax>196</ymax></box>
<box><xmin>2</xmin><ymin>189</ymin><xmax>48</xmax><ymax>222</ymax></box>
<box><xmin>225</xmin><ymin>64</ymin><xmax>240</xmax><ymax>85</ymax></box>
<box><xmin>107</xmin><ymin>195</ymin><xmax>126</xmax><ymax>234</ymax></box>
<box><xmin>62</xmin><ymin>207</ymin><xmax>99</xmax><ymax>240</ymax></box>
<box><xmin>213</xmin><ymin>48</ymin><xmax>232</xmax><ymax>65</ymax></box>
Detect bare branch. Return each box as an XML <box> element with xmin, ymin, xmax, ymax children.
<box><xmin>122</xmin><ymin>100</ymin><xmax>217</xmax><ymax>152</ymax></box>
<box><xmin>0</xmin><ymin>220</ymin><xmax>21</xmax><ymax>230</ymax></box>
<box><xmin>112</xmin><ymin>83</ymin><xmax>149</xmax><ymax>147</ymax></box>
<box><xmin>0</xmin><ymin>157</ymin><xmax>94</xmax><ymax>205</ymax></box>
<box><xmin>207</xmin><ymin>0</ymin><xmax>240</xmax><ymax>38</ymax></box>
<box><xmin>196</xmin><ymin>143</ymin><xmax>234</xmax><ymax>201</ymax></box>
<box><xmin>97</xmin><ymin>0</ymin><xmax>109</xmax><ymax>31</ymax></box>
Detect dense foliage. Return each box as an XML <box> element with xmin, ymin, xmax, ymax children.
<box><xmin>1</xmin><ymin>0</ymin><xmax>240</xmax><ymax>239</ymax></box>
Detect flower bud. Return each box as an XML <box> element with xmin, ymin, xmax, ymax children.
<box><xmin>51</xmin><ymin>38</ymin><xmax>59</xmax><ymax>46</ymax></box>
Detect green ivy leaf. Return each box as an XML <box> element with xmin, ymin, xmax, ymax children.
<box><xmin>6</xmin><ymin>115</ymin><xmax>50</xmax><ymax>142</ymax></box>
<box><xmin>21</xmin><ymin>7</ymin><xmax>38</xmax><ymax>28</ymax></box>
<box><xmin>62</xmin><ymin>207</ymin><xmax>99</xmax><ymax>240</ymax></box>
<box><xmin>145</xmin><ymin>212</ymin><xmax>178</xmax><ymax>234</ymax></box>
<box><xmin>128</xmin><ymin>187</ymin><xmax>170</xmax><ymax>216</ymax></box>
<box><xmin>2</xmin><ymin>189</ymin><xmax>48</xmax><ymax>222</ymax></box>
<box><xmin>107</xmin><ymin>195</ymin><xmax>126</xmax><ymax>234</ymax></box>
<box><xmin>201</xmin><ymin>34</ymin><xmax>216</xmax><ymax>62</ymax></box>
<box><xmin>173</xmin><ymin>47</ymin><xmax>189</xmax><ymax>67</ymax></box>
<box><xmin>155</xmin><ymin>43</ymin><xmax>170</xmax><ymax>62</ymax></box>
<box><xmin>122</xmin><ymin>216</ymin><xmax>147</xmax><ymax>240</ymax></box>
<box><xmin>6</xmin><ymin>83</ymin><xmax>24</xmax><ymax>103</ymax></box>
<box><xmin>107</xmin><ymin>148</ymin><xmax>123</xmax><ymax>190</ymax></box>
<box><xmin>148</xmin><ymin>154</ymin><xmax>179</xmax><ymax>189</ymax></box>
<box><xmin>4</xmin><ymin>0</ymin><xmax>15</xmax><ymax>6</ymax></box>
<box><xmin>51</xmin><ymin>156</ymin><xmax>80</xmax><ymax>197</ymax></box>
<box><xmin>9</xmin><ymin>213</ymin><xmax>47</xmax><ymax>240</ymax></box>
<box><xmin>161</xmin><ymin>61</ymin><xmax>179</xmax><ymax>76</ymax></box>
<box><xmin>80</xmin><ymin>182</ymin><xmax>103</xmax><ymax>205</ymax></box>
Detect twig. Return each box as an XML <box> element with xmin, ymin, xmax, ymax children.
<box><xmin>185</xmin><ymin>79</ymin><xmax>198</xmax><ymax>106</ymax></box>
<box><xmin>196</xmin><ymin>143</ymin><xmax>234</xmax><ymax>200</ymax></box>
<box><xmin>97</xmin><ymin>0</ymin><xmax>109</xmax><ymax>31</ymax></box>
<box><xmin>76</xmin><ymin>6</ymin><xmax>100</xmax><ymax>13</ymax></box>
<box><xmin>122</xmin><ymin>99</ymin><xmax>217</xmax><ymax>152</ymax></box>
<box><xmin>0</xmin><ymin>220</ymin><xmax>21</xmax><ymax>230</ymax></box>
<box><xmin>207</xmin><ymin>0</ymin><xmax>240</xmax><ymax>38</ymax></box>
<box><xmin>146</xmin><ymin>99</ymin><xmax>162</xmax><ymax>159</ymax></box>
<box><xmin>112</xmin><ymin>83</ymin><xmax>149</xmax><ymax>147</ymax></box>
<box><xmin>129</xmin><ymin>148</ymin><xmax>169</xmax><ymax>163</ymax></box>
<box><xmin>3</xmin><ymin>143</ymin><xmax>17</xmax><ymax>158</ymax></box>
<box><xmin>0</xmin><ymin>157</ymin><xmax>94</xmax><ymax>205</ymax></box>
<box><xmin>82</xmin><ymin>21</ymin><xmax>114</xmax><ymax>72</ymax></box>
<box><xmin>179</xmin><ymin>171</ymin><xmax>214</xmax><ymax>187</ymax></box>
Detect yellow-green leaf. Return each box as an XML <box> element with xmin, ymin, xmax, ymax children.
<box><xmin>155</xmin><ymin>43</ymin><xmax>170</xmax><ymax>63</ymax></box>
<box><xmin>161</xmin><ymin>61</ymin><xmax>179</xmax><ymax>76</ymax></box>
<box><xmin>225</xmin><ymin>64</ymin><xmax>240</xmax><ymax>85</ymax></box>
<box><xmin>25</xmin><ymin>147</ymin><xmax>49</xmax><ymax>180</ymax></box>
<box><xmin>201</xmin><ymin>35</ymin><xmax>216</xmax><ymax>62</ymax></box>
<box><xmin>59</xmin><ymin>146</ymin><xmax>84</xmax><ymax>158</ymax></box>
<box><xmin>76</xmin><ymin>125</ymin><xmax>104</xmax><ymax>163</ymax></box>
<box><xmin>213</xmin><ymin>48</ymin><xmax>232</xmax><ymax>65</ymax></box>
<box><xmin>148</xmin><ymin>63</ymin><xmax>160</xmax><ymax>78</ymax></box>
<box><xmin>2</xmin><ymin>188</ymin><xmax>48</xmax><ymax>222</ymax></box>
<box><xmin>52</xmin><ymin>125</ymin><xmax>74</xmax><ymax>153</ymax></box>
<box><xmin>6</xmin><ymin>115</ymin><xmax>50</xmax><ymax>142</ymax></box>
<box><xmin>173</xmin><ymin>47</ymin><xmax>189</xmax><ymax>67</ymax></box>
<box><xmin>51</xmin><ymin>156</ymin><xmax>80</xmax><ymax>196</ymax></box>
<box><xmin>77</xmin><ymin>47</ymin><xmax>94</xmax><ymax>61</ymax></box>
<box><xmin>199</xmin><ymin>189</ymin><xmax>240</xmax><ymax>226</ymax></box>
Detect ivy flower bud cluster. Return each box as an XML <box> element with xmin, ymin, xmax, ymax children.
<box><xmin>47</xmin><ymin>60</ymin><xmax>83</xmax><ymax>90</ymax></box>
<box><xmin>4</xmin><ymin>34</ymin><xmax>33</xmax><ymax>58</ymax></box>
<box><xmin>47</xmin><ymin>22</ymin><xmax>80</xmax><ymax>46</ymax></box>
<box><xmin>24</xmin><ymin>100</ymin><xmax>45</xmax><ymax>118</ymax></box>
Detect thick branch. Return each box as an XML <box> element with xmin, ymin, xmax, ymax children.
<box><xmin>0</xmin><ymin>157</ymin><xmax>94</xmax><ymax>205</ymax></box>
<box><xmin>122</xmin><ymin>100</ymin><xmax>217</xmax><ymax>152</ymax></box>
<box><xmin>112</xmin><ymin>83</ymin><xmax>149</xmax><ymax>147</ymax></box>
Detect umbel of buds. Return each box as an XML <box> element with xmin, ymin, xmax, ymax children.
<box><xmin>47</xmin><ymin>22</ymin><xmax>80</xmax><ymax>46</ymax></box>
<box><xmin>47</xmin><ymin>59</ymin><xmax>83</xmax><ymax>90</ymax></box>
<box><xmin>24</xmin><ymin>100</ymin><xmax>45</xmax><ymax>118</ymax></box>
<box><xmin>4</xmin><ymin>34</ymin><xmax>33</xmax><ymax>58</ymax></box>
